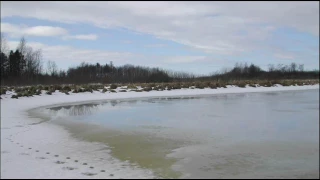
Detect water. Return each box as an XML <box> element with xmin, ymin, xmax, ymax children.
<box><xmin>34</xmin><ymin>89</ymin><xmax>319</xmax><ymax>179</ymax></box>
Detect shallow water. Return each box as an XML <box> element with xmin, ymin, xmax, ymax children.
<box><xmin>35</xmin><ymin>89</ymin><xmax>319</xmax><ymax>179</ymax></box>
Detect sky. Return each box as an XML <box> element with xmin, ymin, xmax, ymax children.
<box><xmin>1</xmin><ymin>1</ymin><xmax>319</xmax><ymax>75</ymax></box>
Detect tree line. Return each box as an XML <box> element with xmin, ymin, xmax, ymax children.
<box><xmin>0</xmin><ymin>35</ymin><xmax>319</xmax><ymax>86</ymax></box>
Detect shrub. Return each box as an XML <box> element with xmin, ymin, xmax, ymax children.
<box><xmin>35</xmin><ymin>90</ymin><xmax>41</xmax><ymax>95</ymax></box>
<box><xmin>297</xmin><ymin>82</ymin><xmax>304</xmax><ymax>86</ymax></box>
<box><xmin>237</xmin><ymin>83</ymin><xmax>246</xmax><ymax>88</ymax></box>
<box><xmin>11</xmin><ymin>95</ymin><xmax>18</xmax><ymax>99</ymax></box>
<box><xmin>147</xmin><ymin>83</ymin><xmax>156</xmax><ymax>88</ymax></box>
<box><xmin>1</xmin><ymin>88</ymin><xmax>6</xmax><ymax>95</ymax></box>
<box><xmin>28</xmin><ymin>88</ymin><xmax>36</xmax><ymax>95</ymax></box>
<box><xmin>44</xmin><ymin>86</ymin><xmax>50</xmax><ymax>91</ymax></box>
<box><xmin>127</xmin><ymin>85</ymin><xmax>137</xmax><ymax>89</ymax></box>
<box><xmin>53</xmin><ymin>85</ymin><xmax>62</xmax><ymax>91</ymax></box>
<box><xmin>21</xmin><ymin>91</ymin><xmax>33</xmax><ymax>97</ymax></box>
<box><xmin>282</xmin><ymin>83</ymin><xmax>290</xmax><ymax>86</ymax></box>
<box><xmin>46</xmin><ymin>91</ymin><xmax>52</xmax><ymax>95</ymax></box>
<box><xmin>263</xmin><ymin>83</ymin><xmax>273</xmax><ymax>87</ymax></box>
<box><xmin>196</xmin><ymin>85</ymin><xmax>205</xmax><ymax>89</ymax></box>
<box><xmin>65</xmin><ymin>92</ymin><xmax>70</xmax><ymax>95</ymax></box>
<box><xmin>172</xmin><ymin>84</ymin><xmax>181</xmax><ymax>89</ymax></box>
<box><xmin>110</xmin><ymin>89</ymin><xmax>117</xmax><ymax>93</ymax></box>
<box><xmin>209</xmin><ymin>84</ymin><xmax>217</xmax><ymax>89</ymax></box>
<box><xmin>28</xmin><ymin>86</ymin><xmax>37</xmax><ymax>92</ymax></box>
<box><xmin>119</xmin><ymin>90</ymin><xmax>127</xmax><ymax>92</ymax></box>
<box><xmin>72</xmin><ymin>89</ymin><xmax>79</xmax><ymax>93</ymax></box>
<box><xmin>97</xmin><ymin>85</ymin><xmax>105</xmax><ymax>89</ymax></box>
<box><xmin>62</xmin><ymin>86</ymin><xmax>71</xmax><ymax>92</ymax></box>
<box><xmin>143</xmin><ymin>87</ymin><xmax>152</xmax><ymax>92</ymax></box>
<box><xmin>102</xmin><ymin>89</ymin><xmax>108</xmax><ymax>93</ymax></box>
<box><xmin>110</xmin><ymin>84</ymin><xmax>117</xmax><ymax>89</ymax></box>
<box><xmin>85</xmin><ymin>88</ymin><xmax>93</xmax><ymax>93</ymax></box>
<box><xmin>14</xmin><ymin>88</ymin><xmax>23</xmax><ymax>93</ymax></box>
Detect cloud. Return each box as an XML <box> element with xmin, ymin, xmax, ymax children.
<box><xmin>1</xmin><ymin>22</ymin><xmax>98</xmax><ymax>41</ymax></box>
<box><xmin>6</xmin><ymin>39</ymin><xmax>318</xmax><ymax>73</ymax></box>
<box><xmin>6</xmin><ymin>40</ymin><xmax>233</xmax><ymax>74</ymax></box>
<box><xmin>145</xmin><ymin>44</ymin><xmax>166</xmax><ymax>48</ymax></box>
<box><xmin>1</xmin><ymin>2</ymin><xmax>318</xmax><ymax>72</ymax></box>
<box><xmin>1</xmin><ymin>1</ymin><xmax>318</xmax><ymax>56</ymax></box>
<box><xmin>274</xmin><ymin>53</ymin><xmax>295</xmax><ymax>60</ymax></box>
<box><xmin>1</xmin><ymin>23</ymin><xmax>68</xmax><ymax>37</ymax></box>
<box><xmin>7</xmin><ymin>40</ymin><xmax>134</xmax><ymax>67</ymax></box>
<box><xmin>63</xmin><ymin>34</ymin><xmax>98</xmax><ymax>40</ymax></box>
<box><xmin>162</xmin><ymin>56</ymin><xmax>208</xmax><ymax>64</ymax></box>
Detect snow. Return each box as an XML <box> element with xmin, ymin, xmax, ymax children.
<box><xmin>1</xmin><ymin>84</ymin><xmax>319</xmax><ymax>179</ymax></box>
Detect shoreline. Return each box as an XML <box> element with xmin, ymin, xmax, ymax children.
<box><xmin>1</xmin><ymin>85</ymin><xmax>319</xmax><ymax>179</ymax></box>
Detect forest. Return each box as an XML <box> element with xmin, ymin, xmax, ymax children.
<box><xmin>1</xmin><ymin>35</ymin><xmax>319</xmax><ymax>86</ymax></box>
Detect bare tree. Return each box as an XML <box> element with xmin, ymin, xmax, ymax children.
<box><xmin>47</xmin><ymin>60</ymin><xmax>58</xmax><ymax>76</ymax></box>
<box><xmin>268</xmin><ymin>64</ymin><xmax>275</xmax><ymax>72</ymax></box>
<box><xmin>298</xmin><ymin>64</ymin><xmax>304</xmax><ymax>72</ymax></box>
<box><xmin>17</xmin><ymin>36</ymin><xmax>27</xmax><ymax>55</ymax></box>
<box><xmin>1</xmin><ymin>33</ymin><xmax>9</xmax><ymax>54</ymax></box>
<box><xmin>290</xmin><ymin>62</ymin><xmax>297</xmax><ymax>72</ymax></box>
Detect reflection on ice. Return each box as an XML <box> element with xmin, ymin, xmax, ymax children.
<box><xmin>35</xmin><ymin>89</ymin><xmax>319</xmax><ymax>179</ymax></box>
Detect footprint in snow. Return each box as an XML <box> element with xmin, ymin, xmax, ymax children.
<box><xmin>36</xmin><ymin>157</ymin><xmax>47</xmax><ymax>160</ymax></box>
<box><xmin>63</xmin><ymin>166</ymin><xmax>77</xmax><ymax>171</ymax></box>
<box><xmin>55</xmin><ymin>160</ymin><xmax>66</xmax><ymax>164</ymax></box>
<box><xmin>82</xmin><ymin>172</ymin><xmax>97</xmax><ymax>176</ymax></box>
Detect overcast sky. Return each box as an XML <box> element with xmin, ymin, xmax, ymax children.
<box><xmin>1</xmin><ymin>1</ymin><xmax>319</xmax><ymax>74</ymax></box>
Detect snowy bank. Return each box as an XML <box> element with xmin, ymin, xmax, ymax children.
<box><xmin>1</xmin><ymin>84</ymin><xmax>319</xmax><ymax>179</ymax></box>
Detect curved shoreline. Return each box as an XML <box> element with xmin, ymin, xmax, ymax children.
<box><xmin>27</xmin><ymin>84</ymin><xmax>320</xmax><ymax>111</ymax></box>
<box><xmin>1</xmin><ymin>85</ymin><xmax>319</xmax><ymax>179</ymax></box>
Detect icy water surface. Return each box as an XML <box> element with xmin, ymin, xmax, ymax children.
<box><xmin>37</xmin><ymin>89</ymin><xmax>319</xmax><ymax>178</ymax></box>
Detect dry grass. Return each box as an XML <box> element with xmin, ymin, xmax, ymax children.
<box><xmin>1</xmin><ymin>79</ymin><xmax>318</xmax><ymax>99</ymax></box>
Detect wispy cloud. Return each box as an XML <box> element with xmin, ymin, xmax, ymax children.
<box><xmin>162</xmin><ymin>56</ymin><xmax>209</xmax><ymax>64</ymax></box>
<box><xmin>1</xmin><ymin>22</ymin><xmax>98</xmax><ymax>41</ymax></box>
<box><xmin>145</xmin><ymin>44</ymin><xmax>166</xmax><ymax>48</ymax></box>
<box><xmin>63</xmin><ymin>34</ymin><xmax>98</xmax><ymax>40</ymax></box>
<box><xmin>1</xmin><ymin>2</ymin><xmax>318</xmax><ymax>72</ymax></box>
<box><xmin>1</xmin><ymin>2</ymin><xmax>318</xmax><ymax>55</ymax></box>
<box><xmin>274</xmin><ymin>53</ymin><xmax>295</xmax><ymax>60</ymax></box>
<box><xmin>1</xmin><ymin>23</ymin><xmax>67</xmax><ymax>37</ymax></box>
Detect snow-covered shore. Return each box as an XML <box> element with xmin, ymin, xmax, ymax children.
<box><xmin>1</xmin><ymin>84</ymin><xmax>319</xmax><ymax>179</ymax></box>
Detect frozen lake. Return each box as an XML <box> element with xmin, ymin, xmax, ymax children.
<box><xmin>38</xmin><ymin>89</ymin><xmax>319</xmax><ymax>178</ymax></box>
